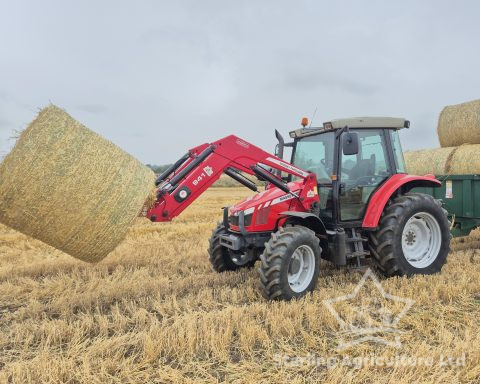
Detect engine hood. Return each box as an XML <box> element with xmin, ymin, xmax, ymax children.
<box><xmin>229</xmin><ymin>180</ymin><xmax>303</xmax><ymax>215</ymax></box>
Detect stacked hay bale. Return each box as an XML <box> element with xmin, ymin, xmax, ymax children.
<box><xmin>437</xmin><ymin>99</ymin><xmax>480</xmax><ymax>147</ymax></box>
<box><xmin>0</xmin><ymin>105</ymin><xmax>155</xmax><ymax>262</ymax></box>
<box><xmin>405</xmin><ymin>99</ymin><xmax>480</xmax><ymax>176</ymax></box>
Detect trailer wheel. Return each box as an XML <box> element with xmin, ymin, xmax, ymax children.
<box><xmin>369</xmin><ymin>193</ymin><xmax>450</xmax><ymax>277</ymax></box>
<box><xmin>208</xmin><ymin>223</ymin><xmax>257</xmax><ymax>272</ymax></box>
<box><xmin>258</xmin><ymin>226</ymin><xmax>321</xmax><ymax>300</ymax></box>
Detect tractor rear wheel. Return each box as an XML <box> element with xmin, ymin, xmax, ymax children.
<box><xmin>369</xmin><ymin>193</ymin><xmax>450</xmax><ymax>277</ymax></box>
<box><xmin>208</xmin><ymin>223</ymin><xmax>257</xmax><ymax>272</ymax></box>
<box><xmin>258</xmin><ymin>226</ymin><xmax>321</xmax><ymax>300</ymax></box>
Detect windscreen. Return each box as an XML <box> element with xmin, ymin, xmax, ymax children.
<box><xmin>291</xmin><ymin>132</ymin><xmax>335</xmax><ymax>183</ymax></box>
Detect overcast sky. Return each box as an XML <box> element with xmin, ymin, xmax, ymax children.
<box><xmin>1</xmin><ymin>0</ymin><xmax>479</xmax><ymax>164</ymax></box>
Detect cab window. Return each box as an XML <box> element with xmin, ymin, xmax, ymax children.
<box><xmin>291</xmin><ymin>131</ymin><xmax>334</xmax><ymax>183</ymax></box>
<box><xmin>339</xmin><ymin>130</ymin><xmax>390</xmax><ymax>221</ymax></box>
<box><xmin>390</xmin><ymin>130</ymin><xmax>406</xmax><ymax>173</ymax></box>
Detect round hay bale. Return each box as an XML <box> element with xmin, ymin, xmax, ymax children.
<box><xmin>437</xmin><ymin>99</ymin><xmax>480</xmax><ymax>147</ymax></box>
<box><xmin>404</xmin><ymin>144</ymin><xmax>480</xmax><ymax>175</ymax></box>
<box><xmin>449</xmin><ymin>145</ymin><xmax>480</xmax><ymax>174</ymax></box>
<box><xmin>404</xmin><ymin>147</ymin><xmax>456</xmax><ymax>176</ymax></box>
<box><xmin>0</xmin><ymin>105</ymin><xmax>155</xmax><ymax>262</ymax></box>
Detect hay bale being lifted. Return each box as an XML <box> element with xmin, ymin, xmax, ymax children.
<box><xmin>404</xmin><ymin>144</ymin><xmax>480</xmax><ymax>176</ymax></box>
<box><xmin>0</xmin><ymin>105</ymin><xmax>155</xmax><ymax>262</ymax></box>
<box><xmin>437</xmin><ymin>99</ymin><xmax>480</xmax><ymax>147</ymax></box>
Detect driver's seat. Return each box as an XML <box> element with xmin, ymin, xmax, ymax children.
<box><xmin>348</xmin><ymin>154</ymin><xmax>376</xmax><ymax>180</ymax></box>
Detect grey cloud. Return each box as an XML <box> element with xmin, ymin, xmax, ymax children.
<box><xmin>0</xmin><ymin>1</ymin><xmax>479</xmax><ymax>163</ymax></box>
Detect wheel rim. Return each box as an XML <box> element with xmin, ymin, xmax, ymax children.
<box><xmin>287</xmin><ymin>245</ymin><xmax>315</xmax><ymax>293</ymax></box>
<box><xmin>401</xmin><ymin>211</ymin><xmax>442</xmax><ymax>268</ymax></box>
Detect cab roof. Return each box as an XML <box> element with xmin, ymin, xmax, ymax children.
<box><xmin>289</xmin><ymin>116</ymin><xmax>409</xmax><ymax>138</ymax></box>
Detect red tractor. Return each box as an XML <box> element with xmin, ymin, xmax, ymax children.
<box><xmin>148</xmin><ymin>117</ymin><xmax>450</xmax><ymax>300</ymax></box>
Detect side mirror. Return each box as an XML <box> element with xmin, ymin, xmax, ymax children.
<box><xmin>342</xmin><ymin>132</ymin><xmax>359</xmax><ymax>155</ymax></box>
<box><xmin>274</xmin><ymin>143</ymin><xmax>280</xmax><ymax>157</ymax></box>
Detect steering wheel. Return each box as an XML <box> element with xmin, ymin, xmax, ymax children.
<box><xmin>307</xmin><ymin>164</ymin><xmax>330</xmax><ymax>181</ymax></box>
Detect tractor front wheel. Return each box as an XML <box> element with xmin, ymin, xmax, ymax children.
<box><xmin>258</xmin><ymin>226</ymin><xmax>321</xmax><ymax>300</ymax></box>
<box><xmin>369</xmin><ymin>193</ymin><xmax>450</xmax><ymax>277</ymax></box>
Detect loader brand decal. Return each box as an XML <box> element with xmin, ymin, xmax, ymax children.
<box><xmin>270</xmin><ymin>193</ymin><xmax>296</xmax><ymax>206</ymax></box>
<box><xmin>306</xmin><ymin>187</ymin><xmax>317</xmax><ymax>198</ymax></box>
<box><xmin>203</xmin><ymin>166</ymin><xmax>213</xmax><ymax>177</ymax></box>
<box><xmin>266</xmin><ymin>157</ymin><xmax>309</xmax><ymax>178</ymax></box>
<box><xmin>192</xmin><ymin>166</ymin><xmax>213</xmax><ymax>186</ymax></box>
<box><xmin>236</xmin><ymin>139</ymin><xmax>250</xmax><ymax>149</ymax></box>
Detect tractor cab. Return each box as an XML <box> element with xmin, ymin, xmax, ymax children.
<box><xmin>288</xmin><ymin>117</ymin><xmax>409</xmax><ymax>228</ymax></box>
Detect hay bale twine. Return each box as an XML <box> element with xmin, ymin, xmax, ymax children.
<box><xmin>404</xmin><ymin>145</ymin><xmax>480</xmax><ymax>175</ymax></box>
<box><xmin>0</xmin><ymin>105</ymin><xmax>155</xmax><ymax>262</ymax></box>
<box><xmin>437</xmin><ymin>99</ymin><xmax>480</xmax><ymax>147</ymax></box>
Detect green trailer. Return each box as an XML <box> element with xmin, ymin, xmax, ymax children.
<box><xmin>412</xmin><ymin>174</ymin><xmax>480</xmax><ymax>237</ymax></box>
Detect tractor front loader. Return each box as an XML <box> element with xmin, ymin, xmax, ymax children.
<box><xmin>148</xmin><ymin>117</ymin><xmax>450</xmax><ymax>300</ymax></box>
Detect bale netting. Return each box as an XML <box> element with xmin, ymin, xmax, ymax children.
<box><xmin>404</xmin><ymin>144</ymin><xmax>480</xmax><ymax>176</ymax></box>
<box><xmin>0</xmin><ymin>105</ymin><xmax>155</xmax><ymax>262</ymax></box>
<box><xmin>437</xmin><ymin>99</ymin><xmax>480</xmax><ymax>147</ymax></box>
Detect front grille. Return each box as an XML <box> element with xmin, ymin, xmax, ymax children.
<box><xmin>229</xmin><ymin>214</ymin><xmax>252</xmax><ymax>227</ymax></box>
<box><xmin>229</xmin><ymin>215</ymin><xmax>239</xmax><ymax>226</ymax></box>
<box><xmin>255</xmin><ymin>206</ymin><xmax>271</xmax><ymax>225</ymax></box>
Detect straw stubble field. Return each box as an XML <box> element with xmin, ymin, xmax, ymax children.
<box><xmin>1</xmin><ymin>187</ymin><xmax>479</xmax><ymax>383</ymax></box>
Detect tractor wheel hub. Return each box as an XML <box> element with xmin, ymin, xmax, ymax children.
<box><xmin>289</xmin><ymin>258</ymin><xmax>301</xmax><ymax>275</ymax></box>
<box><xmin>287</xmin><ymin>244</ymin><xmax>316</xmax><ymax>293</ymax></box>
<box><xmin>405</xmin><ymin>230</ymin><xmax>417</xmax><ymax>245</ymax></box>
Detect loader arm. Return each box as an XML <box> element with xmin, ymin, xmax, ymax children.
<box><xmin>147</xmin><ymin>135</ymin><xmax>318</xmax><ymax>222</ymax></box>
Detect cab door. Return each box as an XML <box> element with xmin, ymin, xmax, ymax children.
<box><xmin>338</xmin><ymin>129</ymin><xmax>392</xmax><ymax>221</ymax></box>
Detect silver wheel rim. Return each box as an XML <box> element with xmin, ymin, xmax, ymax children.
<box><xmin>402</xmin><ymin>212</ymin><xmax>442</xmax><ymax>268</ymax></box>
<box><xmin>288</xmin><ymin>245</ymin><xmax>315</xmax><ymax>293</ymax></box>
